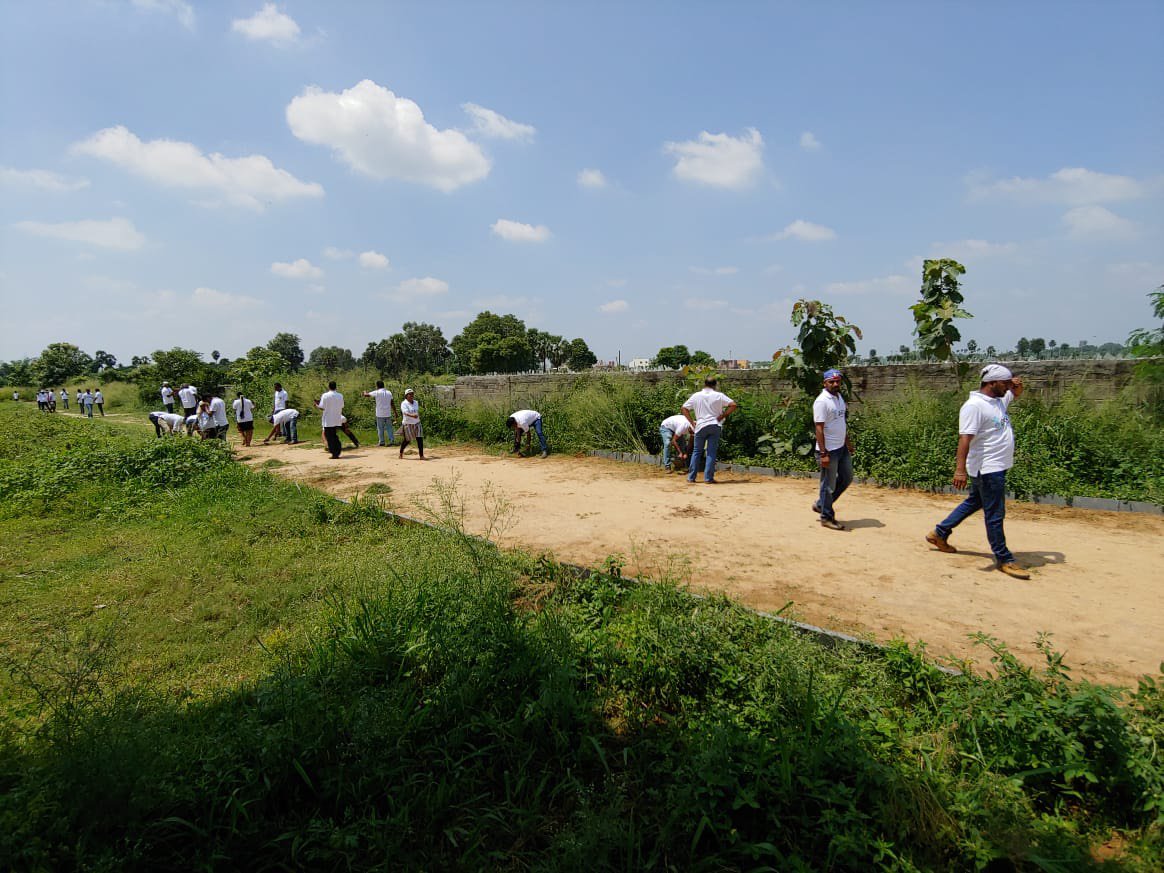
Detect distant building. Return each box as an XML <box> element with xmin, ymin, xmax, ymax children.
<box><xmin>628</xmin><ymin>357</ymin><xmax>652</xmax><ymax>370</ymax></box>
<box><xmin>717</xmin><ymin>359</ymin><xmax>750</xmax><ymax>370</ymax></box>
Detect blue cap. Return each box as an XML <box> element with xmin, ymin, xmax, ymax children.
<box><xmin>823</xmin><ymin>368</ymin><xmax>842</xmax><ymax>380</ymax></box>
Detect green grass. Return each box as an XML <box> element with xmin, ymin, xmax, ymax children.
<box><xmin>0</xmin><ymin>405</ymin><xmax>1161</xmax><ymax>870</ymax></box>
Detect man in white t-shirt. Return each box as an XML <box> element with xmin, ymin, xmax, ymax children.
<box><xmin>204</xmin><ymin>393</ymin><xmax>229</xmax><ymax>439</ymax></box>
<box><xmin>813</xmin><ymin>368</ymin><xmax>854</xmax><ymax>530</ymax></box>
<box><xmin>232</xmin><ymin>392</ymin><xmax>255</xmax><ymax>446</ymax></box>
<box><xmin>161</xmin><ymin>382</ymin><xmax>174</xmax><ymax>414</ymax></box>
<box><xmin>273</xmin><ymin>382</ymin><xmax>289</xmax><ymax>439</ymax></box>
<box><xmin>94</xmin><ymin>389</ymin><xmax>105</xmax><ymax>416</ymax></box>
<box><xmin>926</xmin><ymin>364</ymin><xmax>1029</xmax><ymax>579</ymax></box>
<box><xmin>682</xmin><ymin>377</ymin><xmax>737</xmax><ymax>484</ymax></box>
<box><xmin>177</xmin><ymin>383</ymin><xmax>198</xmax><ymax>421</ymax></box>
<box><xmin>658</xmin><ymin>413</ymin><xmax>692</xmax><ymax>472</ymax></box>
<box><xmin>507</xmin><ymin>409</ymin><xmax>548</xmax><ymax>457</ymax></box>
<box><xmin>362</xmin><ymin>381</ymin><xmax>395</xmax><ymax>446</ymax></box>
<box><xmin>262</xmin><ymin>408</ymin><xmax>300</xmax><ymax>444</ymax></box>
<box><xmin>315</xmin><ymin>381</ymin><xmax>345</xmax><ymax>458</ymax></box>
<box><xmin>60</xmin><ymin>388</ymin><xmax>69</xmax><ymax>410</ymax></box>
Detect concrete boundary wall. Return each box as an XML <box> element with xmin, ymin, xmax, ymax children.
<box><xmin>440</xmin><ymin>358</ymin><xmax>1149</xmax><ymax>407</ymax></box>
<box><xmin>587</xmin><ymin>449</ymin><xmax>1164</xmax><ymax>515</ymax></box>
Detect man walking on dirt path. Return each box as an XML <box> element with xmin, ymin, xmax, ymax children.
<box><xmin>262</xmin><ymin>408</ymin><xmax>300</xmax><ymax>444</ymax></box>
<box><xmin>683</xmin><ymin>377</ymin><xmax>737</xmax><ymax>484</ymax></box>
<box><xmin>507</xmin><ymin>409</ymin><xmax>548</xmax><ymax>458</ymax></box>
<box><xmin>316</xmin><ymin>381</ymin><xmax>345</xmax><ymax>459</ymax></box>
<box><xmin>813</xmin><ymin>368</ymin><xmax>854</xmax><ymax>531</ymax></box>
<box><xmin>81</xmin><ymin>389</ymin><xmax>94</xmax><ymax>418</ymax></box>
<box><xmin>926</xmin><ymin>364</ymin><xmax>1030</xmax><ymax>580</ymax></box>
<box><xmin>659</xmin><ymin>413</ymin><xmax>692</xmax><ymax>472</ymax></box>
<box><xmin>362</xmin><ymin>380</ymin><xmax>395</xmax><ymax>446</ymax></box>
<box><xmin>398</xmin><ymin>388</ymin><xmax>425</xmax><ymax>460</ymax></box>
<box><xmin>94</xmin><ymin>388</ymin><xmax>105</xmax><ymax>416</ymax></box>
<box><xmin>60</xmin><ymin>388</ymin><xmax>68</xmax><ymax>410</ymax></box>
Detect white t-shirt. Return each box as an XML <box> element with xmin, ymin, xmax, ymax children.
<box><xmin>161</xmin><ymin>386</ymin><xmax>174</xmax><ymax>403</ymax></box>
<box><xmin>960</xmin><ymin>390</ymin><xmax>1015</xmax><ymax>476</ymax></box>
<box><xmin>682</xmin><ymin>388</ymin><xmax>734</xmax><ymax>433</ymax></box>
<box><xmin>367</xmin><ymin>388</ymin><xmax>394</xmax><ymax>418</ymax></box>
<box><xmin>510</xmin><ymin>409</ymin><xmax>541</xmax><ymax>431</ymax></box>
<box><xmin>151</xmin><ymin>412</ymin><xmax>184</xmax><ymax>432</ymax></box>
<box><xmin>207</xmin><ymin>397</ymin><xmax>228</xmax><ymax>427</ymax></box>
<box><xmin>82</xmin><ymin>392</ymin><xmax>93</xmax><ymax>405</ymax></box>
<box><xmin>59</xmin><ymin>390</ymin><xmax>67</xmax><ymax>400</ymax></box>
<box><xmin>660</xmin><ymin>414</ymin><xmax>692</xmax><ymax>437</ymax></box>
<box><xmin>232</xmin><ymin>397</ymin><xmax>254</xmax><ymax>422</ymax></box>
<box><xmin>178</xmin><ymin>386</ymin><xmax>197</xmax><ymax>408</ymax></box>
<box><xmin>94</xmin><ymin>391</ymin><xmax>104</xmax><ymax>403</ymax></box>
<box><xmin>316</xmin><ymin>390</ymin><xmax>344</xmax><ymax>427</ymax></box>
<box><xmin>813</xmin><ymin>389</ymin><xmax>848</xmax><ymax>451</ymax></box>
<box><xmin>401</xmin><ymin>398</ymin><xmax>419</xmax><ymax>425</ymax></box>
<box><xmin>273</xmin><ymin>389</ymin><xmax>288</xmax><ymax>412</ymax></box>
<box><xmin>272</xmin><ymin>408</ymin><xmax>299</xmax><ymax>425</ymax></box>
<box><xmin>185</xmin><ymin>414</ymin><xmax>200</xmax><ymax>428</ymax></box>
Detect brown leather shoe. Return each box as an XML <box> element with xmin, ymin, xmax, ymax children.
<box><xmin>820</xmin><ymin>518</ymin><xmax>846</xmax><ymax>531</ymax></box>
<box><xmin>997</xmin><ymin>562</ymin><xmax>1031</xmax><ymax>580</ymax></box>
<box><xmin>925</xmin><ymin>531</ymin><xmax>957</xmax><ymax>553</ymax></box>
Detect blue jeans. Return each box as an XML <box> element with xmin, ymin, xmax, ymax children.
<box><xmin>815</xmin><ymin>445</ymin><xmax>853</xmax><ymax>521</ymax></box>
<box><xmin>935</xmin><ymin>470</ymin><xmax>1014</xmax><ymax>564</ymax></box>
<box><xmin>687</xmin><ymin>424</ymin><xmax>721</xmax><ymax>482</ymax></box>
<box><xmin>375</xmin><ymin>416</ymin><xmax>394</xmax><ymax>445</ymax></box>
<box><xmin>84</xmin><ymin>404</ymin><xmax>93</xmax><ymax>418</ymax></box>
<box><xmin>284</xmin><ymin>417</ymin><xmax>299</xmax><ymax>443</ymax></box>
<box><xmin>530</xmin><ymin>418</ymin><xmax>548</xmax><ymax>453</ymax></box>
<box><xmin>660</xmin><ymin>426</ymin><xmax>677</xmax><ymax>467</ymax></box>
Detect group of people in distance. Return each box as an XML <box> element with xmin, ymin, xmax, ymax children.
<box><xmin>34</xmin><ymin>387</ymin><xmax>104</xmax><ymax>417</ymax></box>
<box><xmin>661</xmin><ymin>367</ymin><xmax>1031</xmax><ymax>580</ymax></box>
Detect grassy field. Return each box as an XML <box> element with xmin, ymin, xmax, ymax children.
<box><xmin>1</xmin><ymin>406</ymin><xmax>1161</xmax><ymax>870</ymax></box>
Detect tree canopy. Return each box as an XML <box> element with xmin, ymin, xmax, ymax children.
<box><xmin>266</xmin><ymin>332</ymin><xmax>305</xmax><ymax>372</ymax></box>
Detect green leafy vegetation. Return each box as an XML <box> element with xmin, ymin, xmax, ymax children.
<box><xmin>0</xmin><ymin>406</ymin><xmax>1161</xmax><ymax>869</ymax></box>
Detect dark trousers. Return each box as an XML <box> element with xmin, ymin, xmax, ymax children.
<box><xmin>935</xmin><ymin>470</ymin><xmax>1014</xmax><ymax>564</ymax></box>
<box><xmin>164</xmin><ymin>402</ymin><xmax>174</xmax><ymax>413</ymax></box>
<box><xmin>323</xmin><ymin>426</ymin><xmax>342</xmax><ymax>458</ymax></box>
<box><xmin>815</xmin><ymin>445</ymin><xmax>853</xmax><ymax>521</ymax></box>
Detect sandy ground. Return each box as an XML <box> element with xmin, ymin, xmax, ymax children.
<box><xmin>235</xmin><ymin>439</ymin><xmax>1164</xmax><ymax>685</ymax></box>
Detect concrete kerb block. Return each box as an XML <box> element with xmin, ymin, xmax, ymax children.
<box><xmin>1126</xmin><ymin>500</ymin><xmax>1163</xmax><ymax>514</ymax></box>
<box><xmin>748</xmin><ymin>465</ymin><xmax>775</xmax><ymax>476</ymax></box>
<box><xmin>1073</xmin><ymin>496</ymin><xmax>1121</xmax><ymax>512</ymax></box>
<box><xmin>1032</xmin><ymin>494</ymin><xmax>1068</xmax><ymax>507</ymax></box>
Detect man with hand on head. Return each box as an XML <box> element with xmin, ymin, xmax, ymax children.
<box><xmin>682</xmin><ymin>377</ymin><xmax>737</xmax><ymax>484</ymax></box>
<box><xmin>926</xmin><ymin>364</ymin><xmax>1030</xmax><ymax>580</ymax></box>
<box><xmin>813</xmin><ymin>368</ymin><xmax>854</xmax><ymax>531</ymax></box>
<box><xmin>507</xmin><ymin>409</ymin><xmax>548</xmax><ymax>458</ymax></box>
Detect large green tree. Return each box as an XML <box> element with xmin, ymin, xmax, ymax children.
<box><xmin>565</xmin><ymin>337</ymin><xmax>597</xmax><ymax>371</ymax></box>
<box><xmin>399</xmin><ymin>321</ymin><xmax>452</xmax><ymax>373</ymax></box>
<box><xmin>689</xmin><ymin>349</ymin><xmax>716</xmax><ymax>367</ymax></box>
<box><xmin>652</xmin><ymin>345</ymin><xmax>691</xmax><ymax>369</ymax></box>
<box><xmin>451</xmin><ymin>312</ymin><xmax>532</xmax><ymax>374</ymax></box>
<box><xmin>35</xmin><ymin>343</ymin><xmax>93</xmax><ymax>385</ymax></box>
<box><xmin>772</xmin><ymin>300</ymin><xmax>862</xmax><ymax>397</ymax></box>
<box><xmin>527</xmin><ymin>329</ymin><xmax>564</xmax><ymax>373</ymax></box>
<box><xmin>266</xmin><ymin>332</ymin><xmax>305</xmax><ymax>372</ymax></box>
<box><xmin>307</xmin><ymin>346</ymin><xmax>356</xmax><ymax>371</ymax></box>
<box><xmin>228</xmin><ymin>347</ymin><xmax>286</xmax><ymax>397</ymax></box>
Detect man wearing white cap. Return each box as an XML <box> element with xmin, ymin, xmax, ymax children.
<box><xmin>926</xmin><ymin>364</ymin><xmax>1029</xmax><ymax>579</ymax></box>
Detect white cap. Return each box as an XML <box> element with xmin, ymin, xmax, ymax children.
<box><xmin>404</xmin><ymin>387</ymin><xmax>415</xmax><ymax>394</ymax></box>
<box><xmin>980</xmin><ymin>364</ymin><xmax>1013</xmax><ymax>383</ymax></box>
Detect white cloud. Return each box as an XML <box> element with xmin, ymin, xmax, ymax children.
<box><xmin>461</xmin><ymin>103</ymin><xmax>536</xmax><ymax>141</ymax></box>
<box><xmin>230</xmin><ymin>3</ymin><xmax>300</xmax><ymax>45</ymax></box>
<box><xmin>683</xmin><ymin>298</ymin><xmax>729</xmax><ymax>311</ymax></box>
<box><xmin>358</xmin><ymin>250</ymin><xmax>390</xmax><ymax>269</ymax></box>
<box><xmin>929</xmin><ymin>239</ymin><xmax>1019</xmax><ymax>260</ymax></box>
<box><xmin>491</xmin><ymin>218</ymin><xmax>551</xmax><ymax>242</ymax></box>
<box><xmin>71</xmin><ymin>125</ymin><xmax>323</xmax><ymax>210</ymax></box>
<box><xmin>386</xmin><ymin>276</ymin><xmax>449</xmax><ymax>302</ymax></box>
<box><xmin>323</xmin><ymin>246</ymin><xmax>353</xmax><ymax>260</ymax></box>
<box><xmin>14</xmin><ymin>216</ymin><xmax>145</xmax><ymax>250</ymax></box>
<box><xmin>131</xmin><ymin>0</ymin><xmax>194</xmax><ymax>30</ymax></box>
<box><xmin>968</xmin><ymin>167</ymin><xmax>1153</xmax><ymax>205</ymax></box>
<box><xmin>690</xmin><ymin>265</ymin><xmax>739</xmax><ymax>275</ymax></box>
<box><xmin>768</xmin><ymin>219</ymin><xmax>836</xmax><ymax>242</ymax></box>
<box><xmin>823</xmin><ymin>274</ymin><xmax>912</xmax><ymax>296</ymax></box>
<box><xmin>664</xmin><ymin>128</ymin><xmax>764</xmax><ymax>189</ymax></box>
<box><xmin>271</xmin><ymin>258</ymin><xmax>324</xmax><ymax>279</ymax></box>
<box><xmin>599</xmin><ymin>299</ymin><xmax>628</xmax><ymax>313</ymax></box>
<box><xmin>191</xmin><ymin>286</ymin><xmax>261</xmax><ymax>310</ymax></box>
<box><xmin>0</xmin><ymin>167</ymin><xmax>89</xmax><ymax>192</ymax></box>
<box><xmin>577</xmin><ymin>168</ymin><xmax>608</xmax><ymax>189</ymax></box>
<box><xmin>1062</xmin><ymin>205</ymin><xmax>1138</xmax><ymax>240</ymax></box>
<box><xmin>799</xmin><ymin>131</ymin><xmax>821</xmax><ymax>151</ymax></box>
<box><xmin>287</xmin><ymin>79</ymin><xmax>490</xmax><ymax>191</ymax></box>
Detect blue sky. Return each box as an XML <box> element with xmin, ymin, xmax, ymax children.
<box><xmin>1</xmin><ymin>1</ymin><xmax>1161</xmax><ymax>365</ymax></box>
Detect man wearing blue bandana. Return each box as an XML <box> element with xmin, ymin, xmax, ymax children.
<box><xmin>926</xmin><ymin>364</ymin><xmax>1030</xmax><ymax>579</ymax></box>
<box><xmin>813</xmin><ymin>368</ymin><xmax>853</xmax><ymax>530</ymax></box>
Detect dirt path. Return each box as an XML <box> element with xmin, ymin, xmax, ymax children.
<box><xmin>238</xmin><ymin>441</ymin><xmax>1164</xmax><ymax>685</ymax></box>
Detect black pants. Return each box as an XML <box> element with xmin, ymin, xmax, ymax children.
<box><xmin>165</xmin><ymin>403</ymin><xmax>174</xmax><ymax>414</ymax></box>
<box><xmin>151</xmin><ymin>416</ymin><xmax>164</xmax><ymax>437</ymax></box>
<box><xmin>323</xmin><ymin>426</ymin><xmax>342</xmax><ymax>458</ymax></box>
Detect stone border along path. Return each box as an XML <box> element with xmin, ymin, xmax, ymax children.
<box><xmin>588</xmin><ymin>450</ymin><xmax>1164</xmax><ymax>515</ymax></box>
